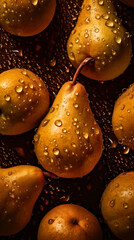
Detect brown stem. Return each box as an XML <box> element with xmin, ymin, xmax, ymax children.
<box><xmin>43</xmin><ymin>171</ymin><xmax>58</xmax><ymax>179</ymax></box>
<box><xmin>72</xmin><ymin>57</ymin><xmax>94</xmax><ymax>85</ymax></box>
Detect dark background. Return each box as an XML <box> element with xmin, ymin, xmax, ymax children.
<box><xmin>0</xmin><ymin>0</ymin><xmax>134</xmax><ymax>239</ymax></box>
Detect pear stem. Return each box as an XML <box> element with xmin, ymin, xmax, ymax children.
<box><xmin>43</xmin><ymin>171</ymin><xmax>58</xmax><ymax>179</ymax></box>
<box><xmin>72</xmin><ymin>57</ymin><xmax>94</xmax><ymax>85</ymax></box>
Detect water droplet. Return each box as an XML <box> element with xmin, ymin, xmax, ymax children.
<box><xmin>98</xmin><ymin>0</ymin><xmax>104</xmax><ymax>6</ymax></box>
<box><xmin>86</xmin><ymin>17</ymin><xmax>90</xmax><ymax>23</ymax></box>
<box><xmin>62</xmin><ymin>128</ymin><xmax>67</xmax><ymax>133</ymax></box>
<box><xmin>109</xmin><ymin>200</ymin><xmax>115</xmax><ymax>207</ymax></box>
<box><xmin>73</xmin><ymin>103</ymin><xmax>79</xmax><ymax>109</ymax></box>
<box><xmin>55</xmin><ymin>120</ymin><xmax>62</xmax><ymax>127</ymax></box>
<box><xmin>83</xmin><ymin>132</ymin><xmax>89</xmax><ymax>140</ymax></box>
<box><xmin>42</xmin><ymin>120</ymin><xmax>49</xmax><ymax>127</ymax></box>
<box><xmin>86</xmin><ymin>5</ymin><xmax>91</xmax><ymax>11</ymax></box>
<box><xmin>95</xmin><ymin>28</ymin><xmax>99</xmax><ymax>33</ymax></box>
<box><xmin>15</xmin><ymin>85</ymin><xmax>23</xmax><ymax>93</ymax></box>
<box><xmin>102</xmin><ymin>13</ymin><xmax>109</xmax><ymax>20</ymax></box>
<box><xmin>84</xmin><ymin>33</ymin><xmax>89</xmax><ymax>38</ymax></box>
<box><xmin>53</xmin><ymin>148</ymin><xmax>60</xmax><ymax>156</ymax></box>
<box><xmin>123</xmin><ymin>203</ymin><xmax>129</xmax><ymax>209</ymax></box>
<box><xmin>3</xmin><ymin>2</ymin><xmax>7</xmax><ymax>8</ymax></box>
<box><xmin>48</xmin><ymin>219</ymin><xmax>55</xmax><ymax>224</ymax></box>
<box><xmin>44</xmin><ymin>150</ymin><xmax>49</xmax><ymax>156</ymax></box>
<box><xmin>31</xmin><ymin>0</ymin><xmax>38</xmax><ymax>6</ymax></box>
<box><xmin>95</xmin><ymin>14</ymin><xmax>101</xmax><ymax>20</ymax></box>
<box><xmin>69</xmin><ymin>42</ymin><xmax>73</xmax><ymax>48</ymax></box>
<box><xmin>69</xmin><ymin>52</ymin><xmax>75</xmax><ymax>61</ymax></box>
<box><xmin>115</xmin><ymin>36</ymin><xmax>122</xmax><ymax>44</ymax></box>
<box><xmin>123</xmin><ymin>146</ymin><xmax>130</xmax><ymax>155</ymax></box>
<box><xmin>105</xmin><ymin>20</ymin><xmax>114</xmax><ymax>28</ymax></box>
<box><xmin>49</xmin><ymin>57</ymin><xmax>56</xmax><ymax>67</ymax></box>
<box><xmin>34</xmin><ymin>134</ymin><xmax>40</xmax><ymax>142</ymax></box>
<box><xmin>4</xmin><ymin>95</ymin><xmax>11</xmax><ymax>102</ymax></box>
<box><xmin>71</xmin><ymin>143</ymin><xmax>76</xmax><ymax>148</ymax></box>
<box><xmin>114</xmin><ymin>222</ymin><xmax>119</xmax><ymax>228</ymax></box>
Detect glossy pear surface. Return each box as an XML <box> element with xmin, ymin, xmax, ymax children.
<box><xmin>120</xmin><ymin>0</ymin><xmax>134</xmax><ymax>7</ymax></box>
<box><xmin>112</xmin><ymin>83</ymin><xmax>134</xmax><ymax>150</ymax></box>
<box><xmin>0</xmin><ymin>0</ymin><xmax>56</xmax><ymax>36</ymax></box>
<box><xmin>67</xmin><ymin>0</ymin><xmax>132</xmax><ymax>81</ymax></box>
<box><xmin>0</xmin><ymin>165</ymin><xmax>44</xmax><ymax>236</ymax></box>
<box><xmin>0</xmin><ymin>68</ymin><xmax>50</xmax><ymax>135</ymax></box>
<box><xmin>34</xmin><ymin>81</ymin><xmax>103</xmax><ymax>178</ymax></box>
<box><xmin>101</xmin><ymin>171</ymin><xmax>134</xmax><ymax>240</ymax></box>
<box><xmin>38</xmin><ymin>204</ymin><xmax>103</xmax><ymax>240</ymax></box>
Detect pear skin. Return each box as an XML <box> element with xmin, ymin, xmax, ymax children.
<box><xmin>0</xmin><ymin>0</ymin><xmax>56</xmax><ymax>36</ymax></box>
<box><xmin>0</xmin><ymin>68</ymin><xmax>50</xmax><ymax>135</ymax></box>
<box><xmin>38</xmin><ymin>204</ymin><xmax>103</xmax><ymax>240</ymax></box>
<box><xmin>101</xmin><ymin>171</ymin><xmax>134</xmax><ymax>240</ymax></box>
<box><xmin>34</xmin><ymin>81</ymin><xmax>103</xmax><ymax>178</ymax></box>
<box><xmin>112</xmin><ymin>83</ymin><xmax>134</xmax><ymax>150</ymax></box>
<box><xmin>67</xmin><ymin>0</ymin><xmax>132</xmax><ymax>81</ymax></box>
<box><xmin>0</xmin><ymin>165</ymin><xmax>44</xmax><ymax>236</ymax></box>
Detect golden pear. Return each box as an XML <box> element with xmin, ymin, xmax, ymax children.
<box><xmin>67</xmin><ymin>0</ymin><xmax>132</xmax><ymax>81</ymax></box>
<box><xmin>0</xmin><ymin>68</ymin><xmax>50</xmax><ymax>135</ymax></box>
<box><xmin>34</xmin><ymin>60</ymin><xmax>103</xmax><ymax>178</ymax></box>
<box><xmin>112</xmin><ymin>83</ymin><xmax>134</xmax><ymax>150</ymax></box>
<box><xmin>38</xmin><ymin>204</ymin><xmax>103</xmax><ymax>240</ymax></box>
<box><xmin>0</xmin><ymin>165</ymin><xmax>44</xmax><ymax>236</ymax></box>
<box><xmin>101</xmin><ymin>171</ymin><xmax>134</xmax><ymax>240</ymax></box>
<box><xmin>0</xmin><ymin>0</ymin><xmax>56</xmax><ymax>36</ymax></box>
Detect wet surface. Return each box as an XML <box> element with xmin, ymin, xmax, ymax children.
<box><xmin>0</xmin><ymin>0</ymin><xmax>134</xmax><ymax>239</ymax></box>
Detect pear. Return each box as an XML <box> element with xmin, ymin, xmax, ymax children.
<box><xmin>67</xmin><ymin>0</ymin><xmax>132</xmax><ymax>81</ymax></box>
<box><xmin>101</xmin><ymin>171</ymin><xmax>134</xmax><ymax>240</ymax></box>
<box><xmin>0</xmin><ymin>0</ymin><xmax>56</xmax><ymax>36</ymax></box>
<box><xmin>0</xmin><ymin>165</ymin><xmax>44</xmax><ymax>236</ymax></box>
<box><xmin>120</xmin><ymin>0</ymin><xmax>134</xmax><ymax>7</ymax></box>
<box><xmin>112</xmin><ymin>83</ymin><xmax>134</xmax><ymax>150</ymax></box>
<box><xmin>34</xmin><ymin>58</ymin><xmax>103</xmax><ymax>178</ymax></box>
<box><xmin>0</xmin><ymin>68</ymin><xmax>50</xmax><ymax>135</ymax></box>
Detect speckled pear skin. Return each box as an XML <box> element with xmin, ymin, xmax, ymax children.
<box><xmin>0</xmin><ymin>68</ymin><xmax>50</xmax><ymax>135</ymax></box>
<box><xmin>34</xmin><ymin>81</ymin><xmax>103</xmax><ymax>178</ymax></box>
<box><xmin>0</xmin><ymin>165</ymin><xmax>44</xmax><ymax>236</ymax></box>
<box><xmin>0</xmin><ymin>0</ymin><xmax>56</xmax><ymax>36</ymax></box>
<box><xmin>67</xmin><ymin>0</ymin><xmax>132</xmax><ymax>81</ymax></box>
<box><xmin>112</xmin><ymin>83</ymin><xmax>134</xmax><ymax>150</ymax></box>
<box><xmin>101</xmin><ymin>171</ymin><xmax>134</xmax><ymax>240</ymax></box>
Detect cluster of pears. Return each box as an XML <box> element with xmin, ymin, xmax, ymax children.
<box><xmin>34</xmin><ymin>58</ymin><xmax>103</xmax><ymax>178</ymax></box>
<box><xmin>0</xmin><ymin>68</ymin><xmax>50</xmax><ymax>135</ymax></box>
<box><xmin>0</xmin><ymin>0</ymin><xmax>56</xmax><ymax>36</ymax></box>
<box><xmin>67</xmin><ymin>0</ymin><xmax>132</xmax><ymax>81</ymax></box>
<box><xmin>101</xmin><ymin>171</ymin><xmax>134</xmax><ymax>240</ymax></box>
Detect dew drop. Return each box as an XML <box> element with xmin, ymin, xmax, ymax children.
<box><xmin>34</xmin><ymin>134</ymin><xmax>40</xmax><ymax>142</ymax></box>
<box><xmin>86</xmin><ymin>5</ymin><xmax>91</xmax><ymax>11</ymax></box>
<box><xmin>109</xmin><ymin>200</ymin><xmax>115</xmax><ymax>207</ymax></box>
<box><xmin>83</xmin><ymin>132</ymin><xmax>89</xmax><ymax>140</ymax></box>
<box><xmin>42</xmin><ymin>120</ymin><xmax>49</xmax><ymax>127</ymax></box>
<box><xmin>98</xmin><ymin>0</ymin><xmax>104</xmax><ymax>6</ymax></box>
<box><xmin>31</xmin><ymin>0</ymin><xmax>38</xmax><ymax>6</ymax></box>
<box><xmin>123</xmin><ymin>203</ymin><xmax>129</xmax><ymax>209</ymax></box>
<box><xmin>53</xmin><ymin>148</ymin><xmax>60</xmax><ymax>156</ymax></box>
<box><xmin>69</xmin><ymin>52</ymin><xmax>75</xmax><ymax>61</ymax></box>
<box><xmin>4</xmin><ymin>95</ymin><xmax>11</xmax><ymax>102</ymax></box>
<box><xmin>48</xmin><ymin>219</ymin><xmax>55</xmax><ymax>224</ymax></box>
<box><xmin>73</xmin><ymin>103</ymin><xmax>79</xmax><ymax>109</ymax></box>
<box><xmin>105</xmin><ymin>20</ymin><xmax>114</xmax><ymax>28</ymax></box>
<box><xmin>71</xmin><ymin>143</ymin><xmax>76</xmax><ymax>148</ymax></box>
<box><xmin>115</xmin><ymin>36</ymin><xmax>122</xmax><ymax>44</ymax></box>
<box><xmin>15</xmin><ymin>85</ymin><xmax>23</xmax><ymax>93</ymax></box>
<box><xmin>55</xmin><ymin>120</ymin><xmax>62</xmax><ymax>127</ymax></box>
